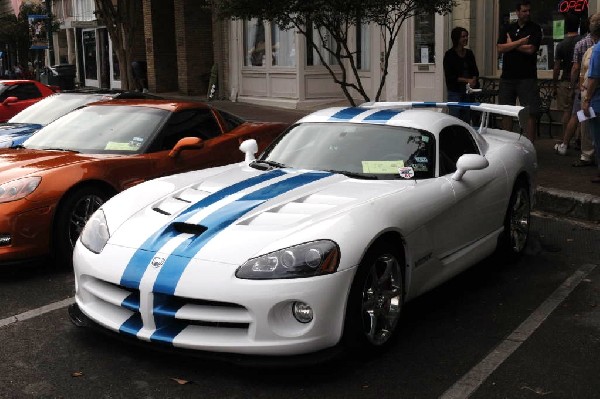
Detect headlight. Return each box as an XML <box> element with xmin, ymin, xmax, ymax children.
<box><xmin>0</xmin><ymin>176</ymin><xmax>41</xmax><ymax>203</ymax></box>
<box><xmin>236</xmin><ymin>240</ymin><xmax>340</xmax><ymax>279</ymax></box>
<box><xmin>80</xmin><ymin>209</ymin><xmax>110</xmax><ymax>254</ymax></box>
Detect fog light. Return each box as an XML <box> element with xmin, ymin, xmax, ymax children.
<box><xmin>292</xmin><ymin>301</ymin><xmax>313</xmax><ymax>323</ymax></box>
<box><xmin>0</xmin><ymin>234</ymin><xmax>10</xmax><ymax>246</ymax></box>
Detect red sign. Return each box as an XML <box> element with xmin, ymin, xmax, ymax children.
<box><xmin>558</xmin><ymin>0</ymin><xmax>588</xmax><ymax>13</ymax></box>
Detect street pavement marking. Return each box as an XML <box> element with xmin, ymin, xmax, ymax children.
<box><xmin>440</xmin><ymin>264</ymin><xmax>597</xmax><ymax>399</ymax></box>
<box><xmin>0</xmin><ymin>297</ymin><xmax>74</xmax><ymax>328</ymax></box>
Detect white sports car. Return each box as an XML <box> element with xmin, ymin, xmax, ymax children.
<box><xmin>70</xmin><ymin>102</ymin><xmax>537</xmax><ymax>358</ymax></box>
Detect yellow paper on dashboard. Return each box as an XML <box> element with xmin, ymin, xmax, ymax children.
<box><xmin>362</xmin><ymin>160</ymin><xmax>404</xmax><ymax>174</ymax></box>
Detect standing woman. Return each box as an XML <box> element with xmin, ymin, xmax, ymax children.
<box><xmin>443</xmin><ymin>27</ymin><xmax>480</xmax><ymax>123</ymax></box>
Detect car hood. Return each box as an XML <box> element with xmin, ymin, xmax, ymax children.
<box><xmin>0</xmin><ymin>149</ymin><xmax>95</xmax><ymax>181</ymax></box>
<box><xmin>106</xmin><ymin>165</ymin><xmax>413</xmax><ymax>266</ymax></box>
<box><xmin>0</xmin><ymin>123</ymin><xmax>41</xmax><ymax>137</ymax></box>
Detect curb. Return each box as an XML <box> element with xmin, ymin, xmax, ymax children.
<box><xmin>535</xmin><ymin>186</ymin><xmax>600</xmax><ymax>222</ymax></box>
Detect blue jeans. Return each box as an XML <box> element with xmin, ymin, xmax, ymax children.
<box><xmin>447</xmin><ymin>91</ymin><xmax>471</xmax><ymax>123</ymax></box>
<box><xmin>589</xmin><ymin>116</ymin><xmax>600</xmax><ymax>172</ymax></box>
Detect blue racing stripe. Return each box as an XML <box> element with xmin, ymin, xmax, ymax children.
<box><xmin>121</xmin><ymin>292</ymin><xmax>140</xmax><ymax>312</ymax></box>
<box><xmin>152</xmin><ymin>171</ymin><xmax>333</xmax><ymax>295</ymax></box>
<box><xmin>362</xmin><ymin>109</ymin><xmax>402</xmax><ymax>122</ymax></box>
<box><xmin>329</xmin><ymin>107</ymin><xmax>367</xmax><ymax>121</ymax></box>
<box><xmin>119</xmin><ymin>169</ymin><xmax>286</xmax><ymax>289</ymax></box>
<box><xmin>119</xmin><ymin>313</ymin><xmax>143</xmax><ymax>336</ymax></box>
<box><xmin>150</xmin><ymin>322</ymin><xmax>188</xmax><ymax>345</ymax></box>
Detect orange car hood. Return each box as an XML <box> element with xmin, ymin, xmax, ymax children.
<box><xmin>0</xmin><ymin>149</ymin><xmax>98</xmax><ymax>182</ymax></box>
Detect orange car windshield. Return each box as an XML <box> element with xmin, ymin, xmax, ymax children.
<box><xmin>23</xmin><ymin>105</ymin><xmax>170</xmax><ymax>154</ymax></box>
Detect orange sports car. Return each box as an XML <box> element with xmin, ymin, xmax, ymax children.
<box><xmin>0</xmin><ymin>80</ymin><xmax>59</xmax><ymax>122</ymax></box>
<box><xmin>0</xmin><ymin>99</ymin><xmax>287</xmax><ymax>267</ymax></box>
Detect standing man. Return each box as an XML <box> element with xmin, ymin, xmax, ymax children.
<box><xmin>497</xmin><ymin>1</ymin><xmax>542</xmax><ymax>142</ymax></box>
<box><xmin>553</xmin><ymin>12</ymin><xmax>580</xmax><ymax>155</ymax></box>
<box><xmin>582</xmin><ymin>13</ymin><xmax>600</xmax><ymax>183</ymax></box>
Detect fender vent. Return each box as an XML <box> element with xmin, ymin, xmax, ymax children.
<box><xmin>173</xmin><ymin>222</ymin><xmax>208</xmax><ymax>235</ymax></box>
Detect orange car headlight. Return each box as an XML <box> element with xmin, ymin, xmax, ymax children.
<box><xmin>0</xmin><ymin>176</ymin><xmax>42</xmax><ymax>204</ymax></box>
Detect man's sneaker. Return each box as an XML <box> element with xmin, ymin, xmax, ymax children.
<box><xmin>554</xmin><ymin>143</ymin><xmax>568</xmax><ymax>155</ymax></box>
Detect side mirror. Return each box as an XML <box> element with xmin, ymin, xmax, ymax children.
<box><xmin>2</xmin><ymin>96</ymin><xmax>18</xmax><ymax>106</ymax></box>
<box><xmin>168</xmin><ymin>137</ymin><xmax>204</xmax><ymax>158</ymax></box>
<box><xmin>451</xmin><ymin>154</ymin><xmax>489</xmax><ymax>181</ymax></box>
<box><xmin>239</xmin><ymin>139</ymin><xmax>258</xmax><ymax>164</ymax></box>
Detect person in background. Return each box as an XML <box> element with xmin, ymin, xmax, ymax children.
<box><xmin>443</xmin><ymin>26</ymin><xmax>479</xmax><ymax>124</ymax></box>
<box><xmin>565</xmin><ymin>19</ymin><xmax>597</xmax><ymax>167</ymax></box>
<box><xmin>581</xmin><ymin>12</ymin><xmax>600</xmax><ymax>183</ymax></box>
<box><xmin>553</xmin><ymin>13</ymin><xmax>581</xmax><ymax>155</ymax></box>
<box><xmin>496</xmin><ymin>1</ymin><xmax>542</xmax><ymax>142</ymax></box>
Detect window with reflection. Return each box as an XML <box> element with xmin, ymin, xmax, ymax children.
<box><xmin>244</xmin><ymin>19</ymin><xmax>266</xmax><ymax>67</ymax></box>
<box><xmin>271</xmin><ymin>24</ymin><xmax>296</xmax><ymax>66</ymax></box>
<box><xmin>414</xmin><ymin>14</ymin><xmax>435</xmax><ymax>64</ymax></box>
<box><xmin>306</xmin><ymin>22</ymin><xmax>339</xmax><ymax>66</ymax></box>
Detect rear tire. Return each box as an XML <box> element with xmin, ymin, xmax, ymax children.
<box><xmin>498</xmin><ymin>180</ymin><xmax>530</xmax><ymax>261</ymax></box>
<box><xmin>53</xmin><ymin>186</ymin><xmax>110</xmax><ymax>269</ymax></box>
<box><xmin>343</xmin><ymin>242</ymin><xmax>404</xmax><ymax>353</ymax></box>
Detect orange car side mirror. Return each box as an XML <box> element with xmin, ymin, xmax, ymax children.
<box><xmin>2</xmin><ymin>97</ymin><xmax>18</xmax><ymax>106</ymax></box>
<box><xmin>168</xmin><ymin>137</ymin><xmax>204</xmax><ymax>158</ymax></box>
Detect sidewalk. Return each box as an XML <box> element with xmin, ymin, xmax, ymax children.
<box><xmin>168</xmin><ymin>95</ymin><xmax>600</xmax><ymax>223</ymax></box>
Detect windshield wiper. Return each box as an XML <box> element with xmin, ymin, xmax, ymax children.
<box><xmin>250</xmin><ymin>159</ymin><xmax>286</xmax><ymax>170</ymax></box>
<box><xmin>324</xmin><ymin>169</ymin><xmax>378</xmax><ymax>180</ymax></box>
<box><xmin>42</xmin><ymin>148</ymin><xmax>80</xmax><ymax>153</ymax></box>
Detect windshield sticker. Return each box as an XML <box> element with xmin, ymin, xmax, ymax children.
<box><xmin>421</xmin><ymin>136</ymin><xmax>430</xmax><ymax>143</ymax></box>
<box><xmin>398</xmin><ymin>166</ymin><xmax>415</xmax><ymax>179</ymax></box>
<box><xmin>105</xmin><ymin>142</ymin><xmax>139</xmax><ymax>151</ymax></box>
<box><xmin>362</xmin><ymin>160</ymin><xmax>404</xmax><ymax>174</ymax></box>
<box><xmin>411</xmin><ymin>164</ymin><xmax>428</xmax><ymax>172</ymax></box>
<box><xmin>415</xmin><ymin>156</ymin><xmax>428</xmax><ymax>163</ymax></box>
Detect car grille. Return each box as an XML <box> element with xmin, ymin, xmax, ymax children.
<box><xmin>80</xmin><ymin>276</ymin><xmax>251</xmax><ymax>342</ymax></box>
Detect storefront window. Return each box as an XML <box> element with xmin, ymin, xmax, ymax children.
<box><xmin>271</xmin><ymin>24</ymin><xmax>296</xmax><ymax>67</ymax></box>
<box><xmin>83</xmin><ymin>30</ymin><xmax>97</xmax><ymax>80</ymax></box>
<box><xmin>498</xmin><ymin>0</ymin><xmax>589</xmax><ymax>71</ymax></box>
<box><xmin>414</xmin><ymin>14</ymin><xmax>435</xmax><ymax>64</ymax></box>
<box><xmin>357</xmin><ymin>23</ymin><xmax>370</xmax><ymax>70</ymax></box>
<box><xmin>306</xmin><ymin>23</ymin><xmax>339</xmax><ymax>66</ymax></box>
<box><xmin>244</xmin><ymin>19</ymin><xmax>266</xmax><ymax>67</ymax></box>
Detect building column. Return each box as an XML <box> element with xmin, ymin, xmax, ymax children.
<box><xmin>142</xmin><ymin>0</ymin><xmax>178</xmax><ymax>93</ymax></box>
<box><xmin>174</xmin><ymin>0</ymin><xmax>213</xmax><ymax>96</ymax></box>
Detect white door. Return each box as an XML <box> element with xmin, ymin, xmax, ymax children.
<box><xmin>82</xmin><ymin>29</ymin><xmax>99</xmax><ymax>88</ymax></box>
<box><xmin>409</xmin><ymin>14</ymin><xmax>445</xmax><ymax>101</ymax></box>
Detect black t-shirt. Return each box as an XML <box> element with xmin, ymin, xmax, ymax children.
<box><xmin>497</xmin><ymin>20</ymin><xmax>542</xmax><ymax>79</ymax></box>
<box><xmin>443</xmin><ymin>48</ymin><xmax>479</xmax><ymax>93</ymax></box>
<box><xmin>555</xmin><ymin>35</ymin><xmax>580</xmax><ymax>81</ymax></box>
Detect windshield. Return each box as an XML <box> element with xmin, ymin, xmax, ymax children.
<box><xmin>23</xmin><ymin>104</ymin><xmax>170</xmax><ymax>154</ymax></box>
<box><xmin>259</xmin><ymin>122</ymin><xmax>436</xmax><ymax>179</ymax></box>
<box><xmin>9</xmin><ymin>93</ymin><xmax>112</xmax><ymax>125</ymax></box>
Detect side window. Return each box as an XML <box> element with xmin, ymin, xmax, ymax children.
<box><xmin>438</xmin><ymin>125</ymin><xmax>479</xmax><ymax>175</ymax></box>
<box><xmin>219</xmin><ymin>110</ymin><xmax>244</xmax><ymax>132</ymax></box>
<box><xmin>157</xmin><ymin>109</ymin><xmax>222</xmax><ymax>150</ymax></box>
<box><xmin>4</xmin><ymin>83</ymin><xmax>43</xmax><ymax>100</ymax></box>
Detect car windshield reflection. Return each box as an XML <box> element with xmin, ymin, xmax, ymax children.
<box><xmin>23</xmin><ymin>105</ymin><xmax>170</xmax><ymax>154</ymax></box>
<box><xmin>9</xmin><ymin>93</ymin><xmax>110</xmax><ymax>125</ymax></box>
<box><xmin>260</xmin><ymin>122</ymin><xmax>436</xmax><ymax>179</ymax></box>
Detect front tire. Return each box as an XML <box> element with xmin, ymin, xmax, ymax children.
<box><xmin>343</xmin><ymin>242</ymin><xmax>404</xmax><ymax>352</ymax></box>
<box><xmin>499</xmin><ymin>180</ymin><xmax>530</xmax><ymax>261</ymax></box>
<box><xmin>54</xmin><ymin>186</ymin><xmax>110</xmax><ymax>268</ymax></box>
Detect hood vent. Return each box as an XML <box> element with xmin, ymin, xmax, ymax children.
<box><xmin>173</xmin><ymin>222</ymin><xmax>208</xmax><ymax>235</ymax></box>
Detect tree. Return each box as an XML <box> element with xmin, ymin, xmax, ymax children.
<box><xmin>215</xmin><ymin>0</ymin><xmax>455</xmax><ymax>105</ymax></box>
<box><xmin>93</xmin><ymin>0</ymin><xmax>142</xmax><ymax>90</ymax></box>
<box><xmin>0</xmin><ymin>2</ymin><xmax>52</xmax><ymax>74</ymax></box>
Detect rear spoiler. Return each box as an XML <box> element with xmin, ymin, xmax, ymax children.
<box><xmin>360</xmin><ymin>101</ymin><xmax>527</xmax><ymax>135</ymax></box>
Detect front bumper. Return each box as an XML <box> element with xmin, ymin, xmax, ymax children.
<box><xmin>73</xmin><ymin>243</ymin><xmax>357</xmax><ymax>356</ymax></box>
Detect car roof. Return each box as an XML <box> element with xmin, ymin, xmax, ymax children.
<box><xmin>87</xmin><ymin>99</ymin><xmax>212</xmax><ymax>112</ymax></box>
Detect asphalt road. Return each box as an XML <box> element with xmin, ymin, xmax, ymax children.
<box><xmin>0</xmin><ymin>214</ymin><xmax>598</xmax><ymax>399</ymax></box>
